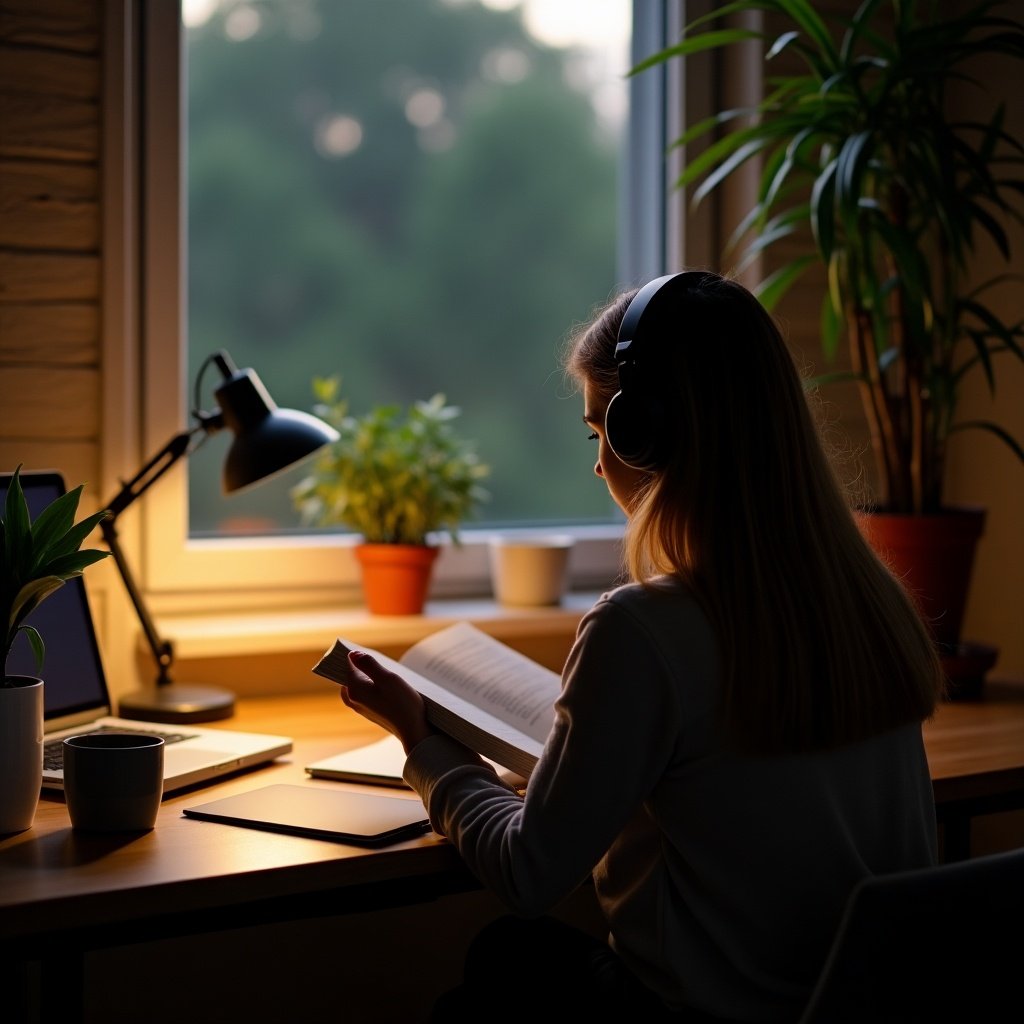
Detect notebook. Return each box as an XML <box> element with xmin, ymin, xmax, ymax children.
<box><xmin>2</xmin><ymin>469</ymin><xmax>293</xmax><ymax>795</ymax></box>
<box><xmin>183</xmin><ymin>784</ymin><xmax>432</xmax><ymax>845</ymax></box>
<box><xmin>306</xmin><ymin>733</ymin><xmax>527</xmax><ymax>790</ymax></box>
<box><xmin>306</xmin><ymin>734</ymin><xmax>414</xmax><ymax>787</ymax></box>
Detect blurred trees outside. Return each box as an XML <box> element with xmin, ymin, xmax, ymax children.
<box><xmin>186</xmin><ymin>0</ymin><xmax>624</xmax><ymax>534</ymax></box>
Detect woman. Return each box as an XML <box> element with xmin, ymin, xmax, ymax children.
<box><xmin>336</xmin><ymin>271</ymin><xmax>944</xmax><ymax>1022</ymax></box>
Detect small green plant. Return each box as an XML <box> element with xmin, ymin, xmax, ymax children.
<box><xmin>2</xmin><ymin>465</ymin><xmax>110</xmax><ymax>680</ymax></box>
<box><xmin>291</xmin><ymin>377</ymin><xmax>490</xmax><ymax>545</ymax></box>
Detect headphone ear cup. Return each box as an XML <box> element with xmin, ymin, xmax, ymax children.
<box><xmin>605</xmin><ymin>390</ymin><xmax>666</xmax><ymax>471</ymax></box>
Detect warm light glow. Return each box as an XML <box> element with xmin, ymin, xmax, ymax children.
<box><xmin>315</xmin><ymin>115</ymin><xmax>363</xmax><ymax>157</ymax></box>
<box><xmin>186</xmin><ymin>0</ymin><xmax>631</xmax><ymax>59</ymax></box>
<box><xmin>405</xmin><ymin>88</ymin><xmax>446</xmax><ymax>128</ymax></box>
<box><xmin>224</xmin><ymin>3</ymin><xmax>261</xmax><ymax>40</ymax></box>
<box><xmin>182</xmin><ymin>0</ymin><xmax>629</xmax><ymax>130</ymax></box>
<box><xmin>521</xmin><ymin>0</ymin><xmax>630</xmax><ymax>54</ymax></box>
<box><xmin>182</xmin><ymin>0</ymin><xmax>217</xmax><ymax>26</ymax></box>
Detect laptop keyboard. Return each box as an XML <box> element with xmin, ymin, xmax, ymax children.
<box><xmin>44</xmin><ymin>725</ymin><xmax>199</xmax><ymax>771</ymax></box>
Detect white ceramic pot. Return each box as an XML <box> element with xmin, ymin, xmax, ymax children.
<box><xmin>0</xmin><ymin>675</ymin><xmax>44</xmax><ymax>834</ymax></box>
<box><xmin>488</xmin><ymin>535</ymin><xmax>575</xmax><ymax>607</ymax></box>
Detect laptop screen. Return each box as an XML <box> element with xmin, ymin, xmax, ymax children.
<box><xmin>1</xmin><ymin>470</ymin><xmax>111</xmax><ymax>721</ymax></box>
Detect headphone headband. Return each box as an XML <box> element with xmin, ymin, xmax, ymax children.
<box><xmin>614</xmin><ymin>271</ymin><xmax>705</xmax><ymax>367</ymax></box>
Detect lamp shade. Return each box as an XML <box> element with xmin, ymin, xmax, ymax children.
<box><xmin>213</xmin><ymin>355</ymin><xmax>339</xmax><ymax>493</ymax></box>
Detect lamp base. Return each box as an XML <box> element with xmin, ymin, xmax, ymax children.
<box><xmin>117</xmin><ymin>683</ymin><xmax>236</xmax><ymax>724</ymax></box>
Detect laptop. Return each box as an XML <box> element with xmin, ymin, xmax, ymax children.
<box><xmin>2</xmin><ymin>469</ymin><xmax>293</xmax><ymax>795</ymax></box>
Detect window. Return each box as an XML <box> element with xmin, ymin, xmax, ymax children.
<box><xmin>133</xmin><ymin>0</ymin><xmax>676</xmax><ymax>605</ymax></box>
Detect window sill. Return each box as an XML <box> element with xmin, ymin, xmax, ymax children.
<box><xmin>148</xmin><ymin>593</ymin><xmax>601</xmax><ymax>696</ymax></box>
<box><xmin>156</xmin><ymin>591</ymin><xmax>598</xmax><ymax>657</ymax></box>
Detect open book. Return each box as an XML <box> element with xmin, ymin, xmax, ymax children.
<box><xmin>312</xmin><ymin>622</ymin><xmax>562</xmax><ymax>780</ymax></box>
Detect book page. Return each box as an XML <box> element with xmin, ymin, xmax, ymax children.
<box><xmin>313</xmin><ymin>622</ymin><xmax>561</xmax><ymax>774</ymax></box>
<box><xmin>312</xmin><ymin>633</ymin><xmax>551</xmax><ymax>773</ymax></box>
<box><xmin>400</xmin><ymin>623</ymin><xmax>559</xmax><ymax>744</ymax></box>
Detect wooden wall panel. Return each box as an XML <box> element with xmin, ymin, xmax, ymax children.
<box><xmin>0</xmin><ymin>440</ymin><xmax>99</xmax><ymax>490</ymax></box>
<box><xmin>0</xmin><ymin>0</ymin><xmax>100</xmax><ymax>52</ymax></box>
<box><xmin>0</xmin><ymin>46</ymin><xmax>99</xmax><ymax>99</ymax></box>
<box><xmin>0</xmin><ymin>248</ymin><xmax>98</xmax><ymax>303</ymax></box>
<box><xmin>0</xmin><ymin>251</ymin><xmax>99</xmax><ymax>301</ymax></box>
<box><xmin>0</xmin><ymin>302</ymin><xmax>98</xmax><ymax>360</ymax></box>
<box><xmin>0</xmin><ymin>366</ymin><xmax>99</xmax><ymax>437</ymax></box>
<box><xmin>0</xmin><ymin>160</ymin><xmax>99</xmax><ymax>249</ymax></box>
<box><xmin>0</xmin><ymin>0</ymin><xmax>102</xmax><ymax>492</ymax></box>
<box><xmin>0</xmin><ymin>95</ymin><xmax>99</xmax><ymax>161</ymax></box>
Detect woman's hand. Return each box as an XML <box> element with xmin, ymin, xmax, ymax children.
<box><xmin>337</xmin><ymin>651</ymin><xmax>435</xmax><ymax>754</ymax></box>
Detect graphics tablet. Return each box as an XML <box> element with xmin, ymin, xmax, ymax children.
<box><xmin>183</xmin><ymin>784</ymin><xmax>433</xmax><ymax>845</ymax></box>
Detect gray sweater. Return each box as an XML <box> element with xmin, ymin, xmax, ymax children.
<box><xmin>404</xmin><ymin>581</ymin><xmax>938</xmax><ymax>1022</ymax></box>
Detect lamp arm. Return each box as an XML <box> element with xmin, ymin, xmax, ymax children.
<box><xmin>104</xmin><ymin>419</ymin><xmax>218</xmax><ymax>517</ymax></box>
<box><xmin>100</xmin><ymin>516</ymin><xmax>175</xmax><ymax>684</ymax></box>
<box><xmin>100</xmin><ymin>421</ymin><xmax>215</xmax><ymax>686</ymax></box>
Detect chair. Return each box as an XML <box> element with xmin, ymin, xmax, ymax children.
<box><xmin>798</xmin><ymin>845</ymin><xmax>1024</xmax><ymax>1023</ymax></box>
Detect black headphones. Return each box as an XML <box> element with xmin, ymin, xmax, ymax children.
<box><xmin>605</xmin><ymin>271</ymin><xmax>706</xmax><ymax>471</ymax></box>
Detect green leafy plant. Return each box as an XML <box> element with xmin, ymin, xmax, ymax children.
<box><xmin>2</xmin><ymin>465</ymin><xmax>110</xmax><ymax>681</ymax></box>
<box><xmin>635</xmin><ymin>0</ymin><xmax>1024</xmax><ymax>513</ymax></box>
<box><xmin>291</xmin><ymin>378</ymin><xmax>491</xmax><ymax>545</ymax></box>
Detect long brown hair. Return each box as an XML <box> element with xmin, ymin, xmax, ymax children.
<box><xmin>565</xmin><ymin>271</ymin><xmax>943</xmax><ymax>755</ymax></box>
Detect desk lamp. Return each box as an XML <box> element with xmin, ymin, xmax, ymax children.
<box><xmin>103</xmin><ymin>350</ymin><xmax>339</xmax><ymax>724</ymax></box>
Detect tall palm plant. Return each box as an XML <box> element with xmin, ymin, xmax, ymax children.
<box><xmin>636</xmin><ymin>0</ymin><xmax>1024</xmax><ymax>514</ymax></box>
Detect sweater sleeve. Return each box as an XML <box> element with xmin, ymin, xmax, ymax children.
<box><xmin>402</xmin><ymin>593</ymin><xmax>685</xmax><ymax>917</ymax></box>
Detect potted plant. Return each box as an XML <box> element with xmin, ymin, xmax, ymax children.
<box><xmin>636</xmin><ymin>1</ymin><xmax>1024</xmax><ymax>686</ymax></box>
<box><xmin>291</xmin><ymin>378</ymin><xmax>490</xmax><ymax>614</ymax></box>
<box><xmin>1</xmin><ymin>465</ymin><xmax>110</xmax><ymax>833</ymax></box>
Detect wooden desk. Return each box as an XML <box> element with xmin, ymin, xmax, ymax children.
<box><xmin>923</xmin><ymin>678</ymin><xmax>1024</xmax><ymax>860</ymax></box>
<box><xmin>2</xmin><ymin>681</ymin><xmax>1023</xmax><ymax>1019</ymax></box>
<box><xmin>0</xmin><ymin>700</ymin><xmax>466</xmax><ymax>956</ymax></box>
<box><xmin>0</xmin><ymin>699</ymin><xmax>471</xmax><ymax>1023</ymax></box>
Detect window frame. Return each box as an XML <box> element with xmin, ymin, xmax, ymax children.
<box><xmin>115</xmin><ymin>0</ymin><xmax>687</xmax><ymax>611</ymax></box>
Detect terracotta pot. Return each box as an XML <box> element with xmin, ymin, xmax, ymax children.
<box><xmin>0</xmin><ymin>675</ymin><xmax>44</xmax><ymax>834</ymax></box>
<box><xmin>856</xmin><ymin>506</ymin><xmax>985</xmax><ymax>650</ymax></box>
<box><xmin>354</xmin><ymin>543</ymin><xmax>440</xmax><ymax>615</ymax></box>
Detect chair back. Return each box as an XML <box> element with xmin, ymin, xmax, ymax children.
<box><xmin>799</xmin><ymin>845</ymin><xmax>1024</xmax><ymax>1023</ymax></box>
